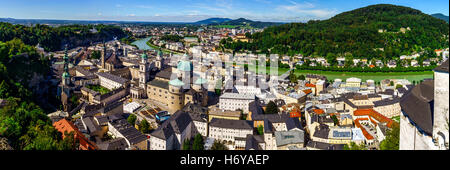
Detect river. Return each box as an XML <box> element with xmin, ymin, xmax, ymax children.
<box><xmin>131</xmin><ymin>37</ymin><xmax>153</xmax><ymax>50</ymax></box>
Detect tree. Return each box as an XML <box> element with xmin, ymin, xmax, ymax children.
<box><xmin>265</xmin><ymin>101</ymin><xmax>279</xmax><ymax>114</ymax></box>
<box><xmin>380</xmin><ymin>124</ymin><xmax>400</xmax><ymax>150</ymax></box>
<box><xmin>90</xmin><ymin>50</ymin><xmax>101</xmax><ymax>59</ymax></box>
<box><xmin>326</xmin><ymin>53</ymin><xmax>337</xmax><ymax>66</ymax></box>
<box><xmin>257</xmin><ymin>125</ymin><xmax>264</xmax><ymax>135</ymax></box>
<box><xmin>127</xmin><ymin>114</ymin><xmax>137</xmax><ymax>126</ymax></box>
<box><xmin>210</xmin><ymin>140</ymin><xmax>228</xmax><ymax>150</ymax></box>
<box><xmin>395</xmin><ymin>84</ymin><xmax>403</xmax><ymax>89</ymax></box>
<box><xmin>139</xmin><ymin>119</ymin><xmax>151</xmax><ymax>134</ymax></box>
<box><xmin>182</xmin><ymin>139</ymin><xmax>191</xmax><ymax>150</ymax></box>
<box><xmin>288</xmin><ymin>71</ymin><xmax>298</xmax><ymax>83</ymax></box>
<box><xmin>192</xmin><ymin>134</ymin><xmax>204</xmax><ymax>150</ymax></box>
<box><xmin>298</xmin><ymin>74</ymin><xmax>305</xmax><ymax>80</ymax></box>
<box><xmin>390</xmin><ymin>81</ymin><xmax>394</xmax><ymax>86</ymax></box>
<box><xmin>0</xmin><ymin>80</ymin><xmax>10</xmax><ymax>98</ymax></box>
<box><xmin>331</xmin><ymin>115</ymin><xmax>339</xmax><ymax>126</ymax></box>
<box><xmin>343</xmin><ymin>142</ymin><xmax>367</xmax><ymax>150</ymax></box>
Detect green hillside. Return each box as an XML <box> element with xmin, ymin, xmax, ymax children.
<box><xmin>223</xmin><ymin>4</ymin><xmax>449</xmax><ymax>60</ymax></box>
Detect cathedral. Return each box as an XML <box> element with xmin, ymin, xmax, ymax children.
<box><xmin>146</xmin><ymin>53</ymin><xmax>209</xmax><ymax>114</ymax></box>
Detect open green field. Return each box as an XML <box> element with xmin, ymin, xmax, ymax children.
<box><xmin>292</xmin><ymin>69</ymin><xmax>433</xmax><ymax>82</ymax></box>
<box><xmin>247</xmin><ymin>65</ymin><xmax>433</xmax><ymax>82</ymax></box>
<box><xmin>86</xmin><ymin>85</ymin><xmax>110</xmax><ymax>95</ymax></box>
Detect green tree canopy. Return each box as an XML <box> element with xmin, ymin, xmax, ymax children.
<box><xmin>192</xmin><ymin>134</ymin><xmax>204</xmax><ymax>150</ymax></box>
<box><xmin>139</xmin><ymin>119</ymin><xmax>151</xmax><ymax>134</ymax></box>
<box><xmin>265</xmin><ymin>101</ymin><xmax>279</xmax><ymax>114</ymax></box>
<box><xmin>380</xmin><ymin>124</ymin><xmax>400</xmax><ymax>150</ymax></box>
<box><xmin>210</xmin><ymin>140</ymin><xmax>228</xmax><ymax>150</ymax></box>
<box><xmin>127</xmin><ymin>114</ymin><xmax>137</xmax><ymax>126</ymax></box>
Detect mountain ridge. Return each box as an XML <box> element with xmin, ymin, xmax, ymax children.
<box><xmin>431</xmin><ymin>13</ymin><xmax>449</xmax><ymax>23</ymax></box>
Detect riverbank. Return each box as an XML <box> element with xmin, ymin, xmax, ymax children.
<box><xmin>145</xmin><ymin>41</ymin><xmax>182</xmax><ymax>55</ymax></box>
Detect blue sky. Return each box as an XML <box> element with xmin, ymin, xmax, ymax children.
<box><xmin>0</xmin><ymin>0</ymin><xmax>448</xmax><ymax>22</ymax></box>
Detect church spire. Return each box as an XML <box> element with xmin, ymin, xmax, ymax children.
<box><xmin>62</xmin><ymin>45</ymin><xmax>71</xmax><ymax>86</ymax></box>
<box><xmin>101</xmin><ymin>41</ymin><xmax>106</xmax><ymax>69</ymax></box>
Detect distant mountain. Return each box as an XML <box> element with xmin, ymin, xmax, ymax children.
<box><xmin>194</xmin><ymin>18</ymin><xmax>232</xmax><ymax>25</ymax></box>
<box><xmin>209</xmin><ymin>18</ymin><xmax>282</xmax><ymax>28</ymax></box>
<box><xmin>0</xmin><ymin>18</ymin><xmax>189</xmax><ymax>26</ymax></box>
<box><xmin>431</xmin><ymin>13</ymin><xmax>449</xmax><ymax>23</ymax></box>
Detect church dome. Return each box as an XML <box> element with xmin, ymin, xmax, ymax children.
<box><xmin>177</xmin><ymin>60</ymin><xmax>193</xmax><ymax>72</ymax></box>
<box><xmin>194</xmin><ymin>77</ymin><xmax>207</xmax><ymax>85</ymax></box>
<box><xmin>62</xmin><ymin>72</ymin><xmax>70</xmax><ymax>78</ymax></box>
<box><xmin>141</xmin><ymin>53</ymin><xmax>148</xmax><ymax>59</ymax></box>
<box><xmin>169</xmin><ymin>78</ymin><xmax>185</xmax><ymax>87</ymax></box>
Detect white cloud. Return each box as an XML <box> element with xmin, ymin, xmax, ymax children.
<box><xmin>127</xmin><ymin>14</ymin><xmax>136</xmax><ymax>17</ymax></box>
<box><xmin>275</xmin><ymin>1</ymin><xmax>337</xmax><ymax>20</ymax></box>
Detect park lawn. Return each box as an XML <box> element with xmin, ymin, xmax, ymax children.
<box><xmin>292</xmin><ymin>69</ymin><xmax>434</xmax><ymax>82</ymax></box>
<box><xmin>247</xmin><ymin>65</ymin><xmax>433</xmax><ymax>82</ymax></box>
<box><xmin>86</xmin><ymin>85</ymin><xmax>110</xmax><ymax>95</ymax></box>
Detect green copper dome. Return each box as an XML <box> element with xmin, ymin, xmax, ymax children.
<box><xmin>169</xmin><ymin>79</ymin><xmax>185</xmax><ymax>87</ymax></box>
<box><xmin>62</xmin><ymin>72</ymin><xmax>70</xmax><ymax>78</ymax></box>
<box><xmin>141</xmin><ymin>53</ymin><xmax>148</xmax><ymax>59</ymax></box>
<box><xmin>194</xmin><ymin>78</ymin><xmax>207</xmax><ymax>85</ymax></box>
<box><xmin>177</xmin><ymin>60</ymin><xmax>193</xmax><ymax>72</ymax></box>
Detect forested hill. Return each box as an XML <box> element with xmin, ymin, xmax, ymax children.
<box><xmin>0</xmin><ymin>23</ymin><xmax>126</xmax><ymax>52</ymax></box>
<box><xmin>224</xmin><ymin>4</ymin><xmax>449</xmax><ymax>60</ymax></box>
<box><xmin>209</xmin><ymin>18</ymin><xmax>282</xmax><ymax>28</ymax></box>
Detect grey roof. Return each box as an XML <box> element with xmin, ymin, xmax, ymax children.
<box><xmin>96</xmin><ymin>72</ymin><xmax>128</xmax><ymax>84</ymax></box>
<box><xmin>75</xmin><ymin>66</ymin><xmax>95</xmax><ymax>76</ymax></box>
<box><xmin>275</xmin><ymin>130</ymin><xmax>304</xmax><ymax>147</ymax></box>
<box><xmin>74</xmin><ymin>118</ymin><xmax>88</xmax><ymax>134</ymax></box>
<box><xmin>378</xmin><ymin>124</ymin><xmax>388</xmax><ymax>136</ymax></box>
<box><xmin>94</xmin><ymin>115</ymin><xmax>109</xmax><ymax>126</ymax></box>
<box><xmin>99</xmin><ymin>101</ymin><xmax>123</xmax><ymax>113</ymax></box>
<box><xmin>263</xmin><ymin>119</ymin><xmax>273</xmax><ymax>133</ymax></box>
<box><xmin>434</xmin><ymin>59</ymin><xmax>449</xmax><ymax>73</ymax></box>
<box><xmin>400</xmin><ymin>80</ymin><xmax>434</xmax><ymax>136</ymax></box>
<box><xmin>306</xmin><ymin>141</ymin><xmax>344</xmax><ymax>150</ymax></box>
<box><xmin>286</xmin><ymin>117</ymin><xmax>303</xmax><ymax>131</ymax></box>
<box><xmin>373</xmin><ymin>98</ymin><xmax>400</xmax><ymax>107</ymax></box>
<box><xmin>220</xmin><ymin>93</ymin><xmax>256</xmax><ymax>100</ymax></box>
<box><xmin>397</xmin><ymin>87</ymin><xmax>409</xmax><ymax>94</ymax></box>
<box><xmin>148</xmin><ymin>79</ymin><xmax>169</xmax><ymax>89</ymax></box>
<box><xmin>209</xmin><ymin>118</ymin><xmax>253</xmax><ymax>130</ymax></box>
<box><xmin>155</xmin><ymin>69</ymin><xmax>174</xmax><ymax>80</ymax></box>
<box><xmin>150</xmin><ymin>110</ymin><xmax>194</xmax><ymax>140</ymax></box>
<box><xmin>97</xmin><ymin>138</ymin><xmax>129</xmax><ymax>150</ymax></box>
<box><xmin>169</xmin><ymin>110</ymin><xmax>193</xmax><ymax>134</ymax></box>
<box><xmin>368</xmin><ymin>93</ymin><xmax>381</xmax><ymax>98</ymax></box>
<box><xmin>249</xmin><ymin>101</ymin><xmax>265</xmax><ymax>115</ymax></box>
<box><xmin>313</xmin><ymin>124</ymin><xmax>330</xmax><ymax>139</ymax></box>
<box><xmin>110</xmin><ymin>119</ymin><xmax>147</xmax><ymax>145</ymax></box>
<box><xmin>82</xmin><ymin>117</ymin><xmax>100</xmax><ymax>134</ymax></box>
<box><xmin>245</xmin><ymin>135</ymin><xmax>265</xmax><ymax>150</ymax></box>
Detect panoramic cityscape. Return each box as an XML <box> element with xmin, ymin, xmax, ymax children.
<box><xmin>0</xmin><ymin>0</ymin><xmax>448</xmax><ymax>152</ymax></box>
